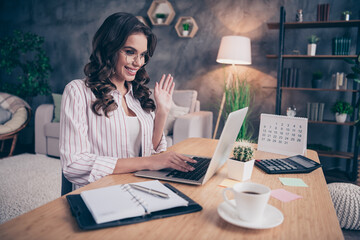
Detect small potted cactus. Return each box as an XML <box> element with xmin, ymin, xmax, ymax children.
<box><xmin>155</xmin><ymin>13</ymin><xmax>166</xmax><ymax>24</ymax></box>
<box><xmin>227</xmin><ymin>142</ymin><xmax>255</xmax><ymax>181</ymax></box>
<box><xmin>182</xmin><ymin>22</ymin><xmax>190</xmax><ymax>36</ymax></box>
<box><xmin>307</xmin><ymin>35</ymin><xmax>320</xmax><ymax>56</ymax></box>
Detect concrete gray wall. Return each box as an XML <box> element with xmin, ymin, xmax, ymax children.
<box><xmin>1</xmin><ymin>0</ymin><xmax>359</xmax><ymax>170</ymax></box>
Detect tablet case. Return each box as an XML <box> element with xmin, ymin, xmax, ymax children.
<box><xmin>66</xmin><ymin>183</ymin><xmax>202</xmax><ymax>230</ymax></box>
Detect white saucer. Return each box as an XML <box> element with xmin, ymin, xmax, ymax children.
<box><xmin>217</xmin><ymin>200</ymin><xmax>284</xmax><ymax>229</ymax></box>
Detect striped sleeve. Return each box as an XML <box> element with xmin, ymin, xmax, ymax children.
<box><xmin>150</xmin><ymin>111</ymin><xmax>167</xmax><ymax>154</ymax></box>
<box><xmin>59</xmin><ymin>81</ymin><xmax>117</xmax><ymax>187</ymax></box>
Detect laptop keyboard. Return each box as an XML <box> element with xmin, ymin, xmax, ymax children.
<box><xmin>166</xmin><ymin>157</ymin><xmax>211</xmax><ymax>181</ymax></box>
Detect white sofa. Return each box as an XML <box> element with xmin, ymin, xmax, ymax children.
<box><xmin>35</xmin><ymin>89</ymin><xmax>213</xmax><ymax>157</ymax></box>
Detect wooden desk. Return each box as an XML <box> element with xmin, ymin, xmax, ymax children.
<box><xmin>0</xmin><ymin>138</ymin><xmax>343</xmax><ymax>240</ymax></box>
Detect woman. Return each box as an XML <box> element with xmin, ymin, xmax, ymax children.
<box><xmin>60</xmin><ymin>12</ymin><xmax>195</xmax><ymax>188</ymax></box>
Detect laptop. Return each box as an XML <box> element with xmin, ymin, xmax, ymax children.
<box><xmin>135</xmin><ymin>107</ymin><xmax>249</xmax><ymax>185</ymax></box>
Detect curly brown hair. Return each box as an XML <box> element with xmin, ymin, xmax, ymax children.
<box><xmin>84</xmin><ymin>12</ymin><xmax>157</xmax><ymax>117</ymax></box>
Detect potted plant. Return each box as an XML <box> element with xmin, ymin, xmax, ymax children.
<box><xmin>331</xmin><ymin>100</ymin><xmax>353</xmax><ymax>123</ymax></box>
<box><xmin>155</xmin><ymin>13</ymin><xmax>166</xmax><ymax>24</ymax></box>
<box><xmin>227</xmin><ymin>142</ymin><xmax>255</xmax><ymax>181</ymax></box>
<box><xmin>312</xmin><ymin>71</ymin><xmax>323</xmax><ymax>88</ymax></box>
<box><xmin>307</xmin><ymin>35</ymin><xmax>320</xmax><ymax>56</ymax></box>
<box><xmin>0</xmin><ymin>30</ymin><xmax>52</xmax><ymax>102</ymax></box>
<box><xmin>182</xmin><ymin>22</ymin><xmax>190</xmax><ymax>36</ymax></box>
<box><xmin>342</xmin><ymin>11</ymin><xmax>352</xmax><ymax>21</ymax></box>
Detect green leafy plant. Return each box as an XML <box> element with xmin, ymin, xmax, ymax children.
<box><xmin>183</xmin><ymin>23</ymin><xmax>190</xmax><ymax>31</ymax></box>
<box><xmin>312</xmin><ymin>71</ymin><xmax>323</xmax><ymax>80</ymax></box>
<box><xmin>344</xmin><ymin>54</ymin><xmax>360</xmax><ymax>83</ymax></box>
<box><xmin>232</xmin><ymin>143</ymin><xmax>254</xmax><ymax>162</ymax></box>
<box><xmin>331</xmin><ymin>101</ymin><xmax>353</xmax><ymax>115</ymax></box>
<box><xmin>223</xmin><ymin>74</ymin><xmax>253</xmax><ymax>141</ymax></box>
<box><xmin>0</xmin><ymin>30</ymin><xmax>52</xmax><ymax>99</ymax></box>
<box><xmin>342</xmin><ymin>11</ymin><xmax>352</xmax><ymax>15</ymax></box>
<box><xmin>155</xmin><ymin>13</ymin><xmax>166</xmax><ymax>19</ymax></box>
<box><xmin>308</xmin><ymin>35</ymin><xmax>320</xmax><ymax>44</ymax></box>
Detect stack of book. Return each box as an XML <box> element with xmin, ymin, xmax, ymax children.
<box><xmin>307</xmin><ymin>102</ymin><xmax>325</xmax><ymax>121</ymax></box>
<box><xmin>282</xmin><ymin>68</ymin><xmax>299</xmax><ymax>87</ymax></box>
<box><xmin>317</xmin><ymin>4</ymin><xmax>330</xmax><ymax>21</ymax></box>
<box><xmin>332</xmin><ymin>37</ymin><xmax>351</xmax><ymax>55</ymax></box>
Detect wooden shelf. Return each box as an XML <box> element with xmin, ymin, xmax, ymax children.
<box><xmin>175</xmin><ymin>17</ymin><xmax>199</xmax><ymax>38</ymax></box>
<box><xmin>308</xmin><ymin>120</ymin><xmax>356</xmax><ymax>126</ymax></box>
<box><xmin>147</xmin><ymin>0</ymin><xmax>175</xmax><ymax>26</ymax></box>
<box><xmin>315</xmin><ymin>150</ymin><xmax>360</xmax><ymax>159</ymax></box>
<box><xmin>266</xmin><ymin>54</ymin><xmax>358</xmax><ymax>59</ymax></box>
<box><xmin>263</xmin><ymin>86</ymin><xmax>359</xmax><ymax>92</ymax></box>
<box><xmin>267</xmin><ymin>20</ymin><xmax>360</xmax><ymax>29</ymax></box>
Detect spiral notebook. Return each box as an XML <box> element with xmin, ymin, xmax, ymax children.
<box><xmin>79</xmin><ymin>180</ymin><xmax>189</xmax><ymax>224</ymax></box>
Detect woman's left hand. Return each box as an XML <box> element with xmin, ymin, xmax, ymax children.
<box><xmin>154</xmin><ymin>74</ymin><xmax>175</xmax><ymax>113</ymax></box>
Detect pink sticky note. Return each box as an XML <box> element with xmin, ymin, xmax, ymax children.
<box><xmin>271</xmin><ymin>188</ymin><xmax>303</xmax><ymax>202</ymax></box>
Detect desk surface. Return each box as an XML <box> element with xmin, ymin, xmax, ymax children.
<box><xmin>0</xmin><ymin>138</ymin><xmax>343</xmax><ymax>240</ymax></box>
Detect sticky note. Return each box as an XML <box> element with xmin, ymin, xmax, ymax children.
<box><xmin>218</xmin><ymin>179</ymin><xmax>240</xmax><ymax>188</ymax></box>
<box><xmin>271</xmin><ymin>189</ymin><xmax>303</xmax><ymax>202</ymax></box>
<box><xmin>279</xmin><ymin>177</ymin><xmax>308</xmax><ymax>187</ymax></box>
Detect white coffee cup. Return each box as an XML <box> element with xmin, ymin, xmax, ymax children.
<box><xmin>222</xmin><ymin>182</ymin><xmax>271</xmax><ymax>222</ymax></box>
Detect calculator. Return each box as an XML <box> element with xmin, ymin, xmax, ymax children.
<box><xmin>255</xmin><ymin>155</ymin><xmax>321</xmax><ymax>174</ymax></box>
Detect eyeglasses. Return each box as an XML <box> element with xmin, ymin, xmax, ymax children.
<box><xmin>119</xmin><ymin>49</ymin><xmax>149</xmax><ymax>65</ymax></box>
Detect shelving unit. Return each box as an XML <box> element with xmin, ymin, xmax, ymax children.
<box><xmin>147</xmin><ymin>0</ymin><xmax>175</xmax><ymax>26</ymax></box>
<box><xmin>267</xmin><ymin>6</ymin><xmax>360</xmax><ymax>181</ymax></box>
<box><xmin>174</xmin><ymin>17</ymin><xmax>199</xmax><ymax>38</ymax></box>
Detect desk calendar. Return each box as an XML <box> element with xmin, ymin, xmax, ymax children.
<box><xmin>257</xmin><ymin>114</ymin><xmax>308</xmax><ymax>156</ymax></box>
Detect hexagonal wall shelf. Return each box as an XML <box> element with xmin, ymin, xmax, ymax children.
<box><xmin>175</xmin><ymin>17</ymin><xmax>199</xmax><ymax>38</ymax></box>
<box><xmin>147</xmin><ymin>0</ymin><xmax>175</xmax><ymax>26</ymax></box>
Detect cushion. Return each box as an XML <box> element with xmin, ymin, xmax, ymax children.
<box><xmin>0</xmin><ymin>107</ymin><xmax>27</xmax><ymax>134</ymax></box>
<box><xmin>327</xmin><ymin>182</ymin><xmax>360</xmax><ymax>230</ymax></box>
<box><xmin>52</xmin><ymin>93</ymin><xmax>62</xmax><ymax>122</ymax></box>
<box><xmin>164</xmin><ymin>101</ymin><xmax>190</xmax><ymax>136</ymax></box>
<box><xmin>0</xmin><ymin>106</ymin><xmax>12</xmax><ymax>124</ymax></box>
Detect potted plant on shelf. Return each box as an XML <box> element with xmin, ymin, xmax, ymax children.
<box><xmin>182</xmin><ymin>22</ymin><xmax>190</xmax><ymax>36</ymax></box>
<box><xmin>307</xmin><ymin>35</ymin><xmax>320</xmax><ymax>56</ymax></box>
<box><xmin>342</xmin><ymin>11</ymin><xmax>352</xmax><ymax>21</ymax></box>
<box><xmin>155</xmin><ymin>13</ymin><xmax>166</xmax><ymax>24</ymax></box>
<box><xmin>312</xmin><ymin>71</ymin><xmax>323</xmax><ymax>88</ymax></box>
<box><xmin>331</xmin><ymin>100</ymin><xmax>353</xmax><ymax>123</ymax></box>
<box><xmin>227</xmin><ymin>142</ymin><xmax>255</xmax><ymax>181</ymax></box>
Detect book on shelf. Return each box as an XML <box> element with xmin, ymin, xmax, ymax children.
<box><xmin>282</xmin><ymin>68</ymin><xmax>299</xmax><ymax>87</ymax></box>
<box><xmin>307</xmin><ymin>102</ymin><xmax>325</xmax><ymax>121</ymax></box>
<box><xmin>317</xmin><ymin>4</ymin><xmax>330</xmax><ymax>21</ymax></box>
<box><xmin>332</xmin><ymin>37</ymin><xmax>351</xmax><ymax>55</ymax></box>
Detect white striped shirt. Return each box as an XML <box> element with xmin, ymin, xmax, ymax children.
<box><xmin>59</xmin><ymin>79</ymin><xmax>166</xmax><ymax>188</ymax></box>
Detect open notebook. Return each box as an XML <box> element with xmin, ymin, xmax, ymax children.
<box><xmin>80</xmin><ymin>180</ymin><xmax>189</xmax><ymax>224</ymax></box>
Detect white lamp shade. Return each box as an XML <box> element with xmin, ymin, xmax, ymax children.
<box><xmin>216</xmin><ymin>36</ymin><xmax>252</xmax><ymax>65</ymax></box>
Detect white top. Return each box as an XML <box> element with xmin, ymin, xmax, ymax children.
<box><xmin>125</xmin><ymin>116</ymin><xmax>142</xmax><ymax>158</ymax></box>
<box><xmin>59</xmin><ymin>79</ymin><xmax>167</xmax><ymax>188</ymax></box>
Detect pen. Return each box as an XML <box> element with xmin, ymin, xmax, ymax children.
<box><xmin>129</xmin><ymin>184</ymin><xmax>170</xmax><ymax>199</ymax></box>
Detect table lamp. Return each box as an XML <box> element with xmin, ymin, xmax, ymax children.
<box><xmin>213</xmin><ymin>35</ymin><xmax>252</xmax><ymax>139</ymax></box>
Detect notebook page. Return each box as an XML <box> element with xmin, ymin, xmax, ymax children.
<box><xmin>80</xmin><ymin>185</ymin><xmax>145</xmax><ymax>224</ymax></box>
<box><xmin>130</xmin><ymin>180</ymin><xmax>189</xmax><ymax>212</ymax></box>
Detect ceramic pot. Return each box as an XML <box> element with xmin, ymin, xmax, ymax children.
<box><xmin>156</xmin><ymin>18</ymin><xmax>164</xmax><ymax>24</ymax></box>
<box><xmin>182</xmin><ymin>30</ymin><xmax>189</xmax><ymax>36</ymax></box>
<box><xmin>312</xmin><ymin>79</ymin><xmax>322</xmax><ymax>88</ymax></box>
<box><xmin>227</xmin><ymin>159</ymin><xmax>255</xmax><ymax>181</ymax></box>
<box><xmin>307</xmin><ymin>43</ymin><xmax>317</xmax><ymax>56</ymax></box>
<box><xmin>335</xmin><ymin>113</ymin><xmax>347</xmax><ymax>123</ymax></box>
<box><xmin>345</xmin><ymin>14</ymin><xmax>350</xmax><ymax>21</ymax></box>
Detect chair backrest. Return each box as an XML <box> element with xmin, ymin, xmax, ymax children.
<box><xmin>172</xmin><ymin>90</ymin><xmax>198</xmax><ymax>113</ymax></box>
<box><xmin>61</xmin><ymin>172</ymin><xmax>72</xmax><ymax>196</ymax></box>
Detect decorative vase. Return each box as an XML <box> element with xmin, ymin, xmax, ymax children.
<box><xmin>335</xmin><ymin>113</ymin><xmax>347</xmax><ymax>123</ymax></box>
<box><xmin>307</xmin><ymin>43</ymin><xmax>317</xmax><ymax>56</ymax></box>
<box><xmin>227</xmin><ymin>159</ymin><xmax>255</xmax><ymax>181</ymax></box>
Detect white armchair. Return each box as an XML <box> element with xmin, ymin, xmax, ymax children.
<box><xmin>161</xmin><ymin>90</ymin><xmax>213</xmax><ymax>146</ymax></box>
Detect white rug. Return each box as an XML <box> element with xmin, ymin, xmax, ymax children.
<box><xmin>0</xmin><ymin>153</ymin><xmax>61</xmax><ymax>224</ymax></box>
